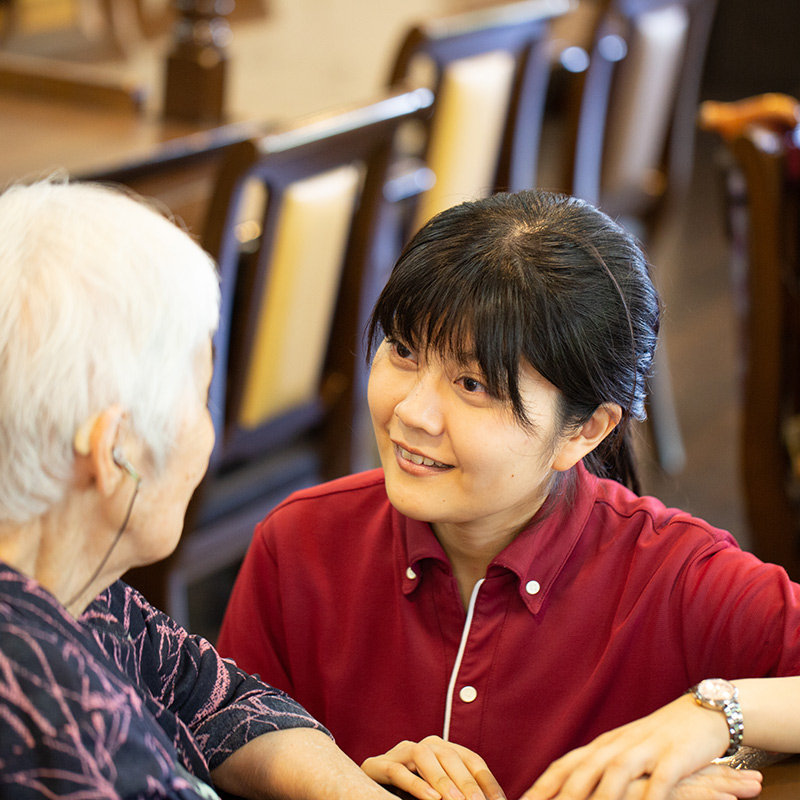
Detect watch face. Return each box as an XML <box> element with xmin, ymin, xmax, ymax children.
<box><xmin>698</xmin><ymin>678</ymin><xmax>736</xmax><ymax>702</ymax></box>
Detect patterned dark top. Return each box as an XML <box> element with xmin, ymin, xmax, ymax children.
<box><xmin>0</xmin><ymin>564</ymin><xmax>328</xmax><ymax>799</ymax></box>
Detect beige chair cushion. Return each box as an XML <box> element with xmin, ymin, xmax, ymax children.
<box><xmin>239</xmin><ymin>163</ymin><xmax>361</xmax><ymax>428</ymax></box>
<box><xmin>602</xmin><ymin>4</ymin><xmax>689</xmax><ymax>202</ymax></box>
<box><xmin>412</xmin><ymin>49</ymin><xmax>516</xmax><ymax>230</ymax></box>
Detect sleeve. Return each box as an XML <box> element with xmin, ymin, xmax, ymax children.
<box><xmin>216</xmin><ymin>514</ymin><xmax>296</xmax><ymax>693</ymax></box>
<box><xmin>0</xmin><ymin>613</ymin><xmax>213</xmax><ymax>800</ymax></box>
<box><xmin>116</xmin><ymin>582</ymin><xmax>330</xmax><ymax>772</ymax></box>
<box><xmin>676</xmin><ymin>529</ymin><xmax>800</xmax><ymax>680</ymax></box>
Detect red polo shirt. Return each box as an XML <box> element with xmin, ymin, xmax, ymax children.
<box><xmin>217</xmin><ymin>463</ymin><xmax>800</xmax><ymax>799</ymax></box>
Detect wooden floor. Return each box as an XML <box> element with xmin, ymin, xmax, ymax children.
<box><xmin>632</xmin><ymin>130</ymin><xmax>750</xmax><ymax>549</ymax></box>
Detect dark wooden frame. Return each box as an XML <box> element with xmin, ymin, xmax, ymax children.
<box><xmin>566</xmin><ymin>0</ymin><xmax>719</xmax><ymax>213</ymax></box>
<box><xmin>388</xmin><ymin>0</ymin><xmax>571</xmax><ymax>195</ymax></box>
<box><xmin>728</xmin><ymin>121</ymin><xmax>800</xmax><ymax>580</ymax></box>
<box><xmin>124</xmin><ymin>86</ymin><xmax>435</xmax><ymax>628</ymax></box>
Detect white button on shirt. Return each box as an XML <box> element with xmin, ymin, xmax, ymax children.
<box><xmin>459</xmin><ymin>685</ymin><xmax>478</xmax><ymax>703</ymax></box>
<box><xmin>525</xmin><ymin>580</ymin><xmax>541</xmax><ymax>595</ymax></box>
<box><xmin>405</xmin><ymin>567</ymin><xmax>417</xmax><ymax>580</ymax></box>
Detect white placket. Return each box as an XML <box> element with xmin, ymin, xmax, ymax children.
<box><xmin>442</xmin><ymin>577</ymin><xmax>485</xmax><ymax>741</ymax></box>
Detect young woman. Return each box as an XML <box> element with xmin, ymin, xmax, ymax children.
<box><xmin>217</xmin><ymin>190</ymin><xmax>800</xmax><ymax>800</ymax></box>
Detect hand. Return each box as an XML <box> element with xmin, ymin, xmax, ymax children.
<box><xmin>361</xmin><ymin>736</ymin><xmax>506</xmax><ymax>800</ymax></box>
<box><xmin>625</xmin><ymin>765</ymin><xmax>762</xmax><ymax>800</ymax></box>
<box><xmin>521</xmin><ymin>694</ymin><xmax>732</xmax><ymax>800</ymax></box>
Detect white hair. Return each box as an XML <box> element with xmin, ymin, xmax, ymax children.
<box><xmin>0</xmin><ymin>179</ymin><xmax>220</xmax><ymax>523</ymax></box>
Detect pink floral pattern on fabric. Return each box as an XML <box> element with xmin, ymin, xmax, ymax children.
<box><xmin>0</xmin><ymin>565</ymin><xmax>327</xmax><ymax>799</ymax></box>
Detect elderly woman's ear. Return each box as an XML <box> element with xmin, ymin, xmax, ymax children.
<box><xmin>73</xmin><ymin>406</ymin><xmax>129</xmax><ymax>497</ymax></box>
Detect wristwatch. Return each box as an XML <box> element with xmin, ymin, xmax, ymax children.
<box><xmin>690</xmin><ymin>678</ymin><xmax>744</xmax><ymax>757</ymax></box>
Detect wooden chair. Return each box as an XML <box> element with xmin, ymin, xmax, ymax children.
<box><xmin>84</xmin><ymin>121</ymin><xmax>262</xmax><ymax>237</ymax></box>
<box><xmin>386</xmin><ymin>0</ymin><xmax>572</xmax><ymax>234</ymax></box>
<box><xmin>556</xmin><ymin>0</ymin><xmax>719</xmax><ymax>475</ymax></box>
<box><xmin>699</xmin><ymin>93</ymin><xmax>800</xmax><ymax>581</ymax></box>
<box><xmin>123</xmin><ymin>86</ymin><xmax>434</xmax><ymax>632</ymax></box>
<box><xmin>563</xmin><ymin>0</ymin><xmax>719</xmax><ymax>215</ymax></box>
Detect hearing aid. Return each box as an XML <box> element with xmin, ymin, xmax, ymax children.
<box><xmin>112</xmin><ymin>448</ymin><xmax>141</xmax><ymax>483</ymax></box>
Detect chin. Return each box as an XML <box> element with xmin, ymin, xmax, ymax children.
<box><xmin>136</xmin><ymin>532</ymin><xmax>182</xmax><ymax>569</ymax></box>
<box><xmin>383</xmin><ymin>482</ymin><xmax>437</xmax><ymax>523</ymax></box>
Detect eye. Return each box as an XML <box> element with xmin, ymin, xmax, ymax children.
<box><xmin>457</xmin><ymin>375</ymin><xmax>489</xmax><ymax>395</ymax></box>
<box><xmin>386</xmin><ymin>337</ymin><xmax>417</xmax><ymax>363</ymax></box>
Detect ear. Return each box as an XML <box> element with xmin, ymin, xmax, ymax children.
<box><xmin>73</xmin><ymin>405</ymin><xmax>126</xmax><ymax>497</ymax></box>
<box><xmin>551</xmin><ymin>403</ymin><xmax>622</xmax><ymax>472</ymax></box>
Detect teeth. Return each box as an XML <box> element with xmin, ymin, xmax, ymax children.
<box><xmin>398</xmin><ymin>446</ymin><xmax>449</xmax><ymax>468</ymax></box>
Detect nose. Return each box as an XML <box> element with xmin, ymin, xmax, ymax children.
<box><xmin>394</xmin><ymin>371</ymin><xmax>445</xmax><ymax>436</ymax></box>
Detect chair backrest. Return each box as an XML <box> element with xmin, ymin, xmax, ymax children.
<box><xmin>565</xmin><ymin>0</ymin><xmax>718</xmax><ymax>218</ymax></box>
<box><xmin>389</xmin><ymin>0</ymin><xmax>571</xmax><ymax>230</ymax></box>
<box><xmin>121</xmin><ymin>87</ymin><xmax>434</xmax><ymax>628</ymax></box>
<box><xmin>199</xmin><ymin>86</ymin><xmax>435</xmax><ymax>472</ymax></box>
<box><xmin>700</xmin><ymin>94</ymin><xmax>800</xmax><ymax>581</ymax></box>
<box><xmin>84</xmin><ymin>121</ymin><xmax>259</xmax><ymax>237</ymax></box>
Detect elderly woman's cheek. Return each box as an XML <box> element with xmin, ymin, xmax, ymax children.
<box><xmin>131</xmin><ymin>407</ymin><xmax>214</xmax><ymax>567</ymax></box>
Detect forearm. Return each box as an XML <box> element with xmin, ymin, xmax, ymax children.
<box><xmin>210</xmin><ymin>727</ymin><xmax>395</xmax><ymax>800</ymax></box>
<box><xmin>735</xmin><ymin>675</ymin><xmax>800</xmax><ymax>753</ymax></box>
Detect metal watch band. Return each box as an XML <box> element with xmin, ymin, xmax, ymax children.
<box><xmin>719</xmin><ymin>696</ymin><xmax>744</xmax><ymax>757</ymax></box>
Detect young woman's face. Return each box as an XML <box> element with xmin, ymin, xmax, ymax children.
<box><xmin>368</xmin><ymin>337</ymin><xmax>568</xmax><ymax>539</ymax></box>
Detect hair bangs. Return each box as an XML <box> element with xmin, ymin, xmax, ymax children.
<box><xmin>370</xmin><ymin>246</ymin><xmax>533</xmax><ymax>422</ymax></box>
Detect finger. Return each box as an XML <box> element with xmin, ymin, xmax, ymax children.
<box><xmin>407</xmin><ymin>742</ymin><xmax>471</xmax><ymax>800</ymax></box>
<box><xmin>361</xmin><ymin>754</ymin><xmax>442</xmax><ymax>800</ymax></box>
<box><xmin>521</xmin><ymin>745</ymin><xmax>597</xmax><ymax>800</ymax></box>
<box><xmin>622</xmin><ymin>765</ymin><xmax>763</xmax><ymax>800</ymax></box>
<box><xmin>430</xmin><ymin>744</ymin><xmax>502</xmax><ymax>800</ymax></box>
<box><xmin>467</xmin><ymin>761</ymin><xmax>506</xmax><ymax>800</ymax></box>
<box><xmin>546</xmin><ymin>739</ymin><xmax>654</xmax><ymax>800</ymax></box>
<box><xmin>642</xmin><ymin>748</ymin><xmax>711</xmax><ymax>800</ymax></box>
<box><xmin>434</xmin><ymin>742</ymin><xmax>506</xmax><ymax>800</ymax></box>
<box><xmin>668</xmin><ymin>766</ymin><xmax>763</xmax><ymax>800</ymax></box>
<box><xmin>580</xmin><ymin>751</ymin><xmax>653</xmax><ymax>800</ymax></box>
<box><xmin>621</xmin><ymin>779</ymin><xmax>648</xmax><ymax>800</ymax></box>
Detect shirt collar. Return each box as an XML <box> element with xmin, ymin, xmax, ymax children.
<box><xmin>401</xmin><ymin>516</ymin><xmax>451</xmax><ymax>593</ymax></box>
<box><xmin>397</xmin><ymin>462</ymin><xmax>601</xmax><ymax>612</ymax></box>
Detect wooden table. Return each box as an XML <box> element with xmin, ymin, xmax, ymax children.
<box><xmin>0</xmin><ymin>86</ymin><xmax>266</xmax><ymax>232</ymax></box>
<box><xmin>760</xmin><ymin>756</ymin><xmax>800</xmax><ymax>798</ymax></box>
<box><xmin>5</xmin><ymin>93</ymin><xmax>198</xmax><ymax>178</ymax></box>
<box><xmin>721</xmin><ymin>749</ymin><xmax>800</xmax><ymax>799</ymax></box>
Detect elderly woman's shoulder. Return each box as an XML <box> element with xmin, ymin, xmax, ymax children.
<box><xmin>84</xmin><ymin>579</ymin><xmax>178</xmax><ymax>637</ymax></box>
<box><xmin>0</xmin><ymin>568</ymin><xmax>132</xmax><ymax>699</ymax></box>
<box><xmin>0</xmin><ymin>570</ymin><xmax>202</xmax><ymax>800</ymax></box>
<box><xmin>0</xmin><ymin>563</ymin><xmax>84</xmax><ymax>639</ymax></box>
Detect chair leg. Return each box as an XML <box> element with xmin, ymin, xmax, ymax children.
<box><xmin>647</xmin><ymin>335</ymin><xmax>687</xmax><ymax>475</ymax></box>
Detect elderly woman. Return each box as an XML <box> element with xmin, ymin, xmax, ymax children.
<box><xmin>0</xmin><ymin>179</ymin><xmax>398</xmax><ymax>800</ymax></box>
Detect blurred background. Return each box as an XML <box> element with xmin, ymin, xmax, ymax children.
<box><xmin>2</xmin><ymin>0</ymin><xmax>799</xmax><ymax>639</ymax></box>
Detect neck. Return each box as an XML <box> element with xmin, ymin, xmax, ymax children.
<box><xmin>0</xmin><ymin>496</ymin><xmax>120</xmax><ymax>618</ymax></box>
<box><xmin>432</xmin><ymin>520</ymin><xmax>522</xmax><ymax>610</ymax></box>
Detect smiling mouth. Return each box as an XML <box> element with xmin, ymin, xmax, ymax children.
<box><xmin>396</xmin><ymin>445</ymin><xmax>453</xmax><ymax>469</ymax></box>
